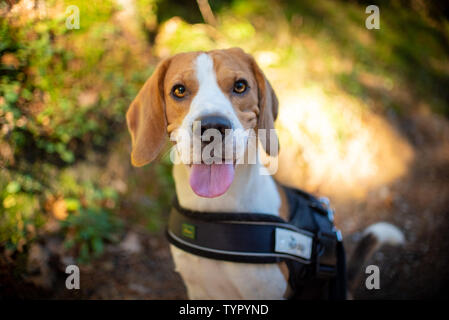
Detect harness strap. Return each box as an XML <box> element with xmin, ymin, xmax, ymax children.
<box><xmin>167</xmin><ymin>188</ymin><xmax>347</xmax><ymax>299</ymax></box>
<box><xmin>167</xmin><ymin>196</ymin><xmax>338</xmax><ymax>275</ymax></box>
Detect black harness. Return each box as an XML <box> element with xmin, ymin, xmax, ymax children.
<box><xmin>166</xmin><ymin>186</ymin><xmax>347</xmax><ymax>300</ymax></box>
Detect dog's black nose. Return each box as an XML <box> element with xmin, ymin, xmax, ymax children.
<box><xmin>198</xmin><ymin>116</ymin><xmax>232</xmax><ymax>137</ymax></box>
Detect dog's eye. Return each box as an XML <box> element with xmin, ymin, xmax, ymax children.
<box><xmin>172</xmin><ymin>84</ymin><xmax>186</xmax><ymax>98</ymax></box>
<box><xmin>233</xmin><ymin>79</ymin><xmax>248</xmax><ymax>94</ymax></box>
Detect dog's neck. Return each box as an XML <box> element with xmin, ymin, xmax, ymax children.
<box><xmin>173</xmin><ymin>158</ymin><xmax>281</xmax><ymax>216</ymax></box>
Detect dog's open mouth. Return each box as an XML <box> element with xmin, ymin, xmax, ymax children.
<box><xmin>189</xmin><ymin>163</ymin><xmax>235</xmax><ymax>198</ymax></box>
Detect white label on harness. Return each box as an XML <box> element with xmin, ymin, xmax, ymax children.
<box><xmin>275</xmin><ymin>228</ymin><xmax>312</xmax><ymax>260</ymax></box>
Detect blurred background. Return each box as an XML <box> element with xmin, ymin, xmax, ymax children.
<box><xmin>1</xmin><ymin>0</ymin><xmax>449</xmax><ymax>299</ymax></box>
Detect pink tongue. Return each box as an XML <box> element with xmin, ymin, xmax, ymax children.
<box><xmin>189</xmin><ymin>164</ymin><xmax>235</xmax><ymax>198</ymax></box>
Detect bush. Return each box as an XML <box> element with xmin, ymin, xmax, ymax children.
<box><xmin>0</xmin><ymin>0</ymin><xmax>153</xmax><ymax>259</ymax></box>
<box><xmin>62</xmin><ymin>208</ymin><xmax>123</xmax><ymax>264</ymax></box>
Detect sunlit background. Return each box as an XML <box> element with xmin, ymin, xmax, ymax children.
<box><xmin>1</xmin><ymin>0</ymin><xmax>449</xmax><ymax>299</ymax></box>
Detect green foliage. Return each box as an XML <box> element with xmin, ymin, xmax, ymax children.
<box><xmin>279</xmin><ymin>0</ymin><xmax>449</xmax><ymax>114</ymax></box>
<box><xmin>135</xmin><ymin>0</ymin><xmax>159</xmax><ymax>32</ymax></box>
<box><xmin>0</xmin><ymin>1</ymin><xmax>146</xmax><ymax>260</ymax></box>
<box><xmin>62</xmin><ymin>207</ymin><xmax>123</xmax><ymax>264</ymax></box>
<box><xmin>0</xmin><ymin>1</ymin><xmax>145</xmax><ymax>167</ymax></box>
<box><xmin>0</xmin><ymin>171</ymin><xmax>44</xmax><ymax>251</ymax></box>
<box><xmin>57</xmin><ymin>167</ymin><xmax>124</xmax><ymax>264</ymax></box>
<box><xmin>0</xmin><ymin>160</ymin><xmax>124</xmax><ymax>259</ymax></box>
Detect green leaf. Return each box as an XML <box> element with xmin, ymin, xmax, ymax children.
<box><xmin>6</xmin><ymin>181</ymin><xmax>21</xmax><ymax>194</ymax></box>
<box><xmin>91</xmin><ymin>237</ymin><xmax>104</xmax><ymax>256</ymax></box>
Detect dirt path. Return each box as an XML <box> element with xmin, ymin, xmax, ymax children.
<box><xmin>340</xmin><ymin>111</ymin><xmax>449</xmax><ymax>299</ymax></box>
<box><xmin>0</xmin><ymin>228</ymin><xmax>187</xmax><ymax>299</ymax></box>
<box><xmin>55</xmin><ymin>229</ymin><xmax>188</xmax><ymax>300</ymax></box>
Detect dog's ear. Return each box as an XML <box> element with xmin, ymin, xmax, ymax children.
<box><xmin>249</xmin><ymin>54</ymin><xmax>279</xmax><ymax>156</ymax></box>
<box><xmin>126</xmin><ymin>58</ymin><xmax>171</xmax><ymax>167</ymax></box>
<box><xmin>225</xmin><ymin>48</ymin><xmax>279</xmax><ymax>156</ymax></box>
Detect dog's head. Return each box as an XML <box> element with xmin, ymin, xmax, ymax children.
<box><xmin>126</xmin><ymin>48</ymin><xmax>278</xmax><ymax>198</ymax></box>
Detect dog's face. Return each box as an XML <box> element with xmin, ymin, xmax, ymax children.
<box><xmin>126</xmin><ymin>48</ymin><xmax>278</xmax><ymax>198</ymax></box>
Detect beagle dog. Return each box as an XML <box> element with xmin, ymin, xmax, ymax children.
<box><xmin>127</xmin><ymin>48</ymin><xmax>291</xmax><ymax>299</ymax></box>
<box><xmin>126</xmin><ymin>48</ymin><xmax>404</xmax><ymax>299</ymax></box>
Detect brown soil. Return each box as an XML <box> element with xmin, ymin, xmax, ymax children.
<box><xmin>0</xmin><ymin>229</ymin><xmax>188</xmax><ymax>300</ymax></box>
<box><xmin>339</xmin><ymin>111</ymin><xmax>449</xmax><ymax>299</ymax></box>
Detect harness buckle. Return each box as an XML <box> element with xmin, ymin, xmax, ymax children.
<box><xmin>319</xmin><ymin>196</ymin><xmax>343</xmax><ymax>242</ymax></box>
<box><xmin>319</xmin><ymin>196</ymin><xmax>334</xmax><ymax>223</ymax></box>
<box><xmin>335</xmin><ymin>229</ymin><xmax>343</xmax><ymax>242</ymax></box>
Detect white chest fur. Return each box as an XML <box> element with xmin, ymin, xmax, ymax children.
<box><xmin>170</xmin><ymin>162</ymin><xmax>288</xmax><ymax>299</ymax></box>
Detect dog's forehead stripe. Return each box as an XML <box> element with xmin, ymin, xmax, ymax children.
<box><xmin>191</xmin><ymin>53</ymin><xmax>241</xmax><ymax>124</ymax></box>
<box><xmin>195</xmin><ymin>53</ymin><xmax>216</xmax><ymax>85</ymax></box>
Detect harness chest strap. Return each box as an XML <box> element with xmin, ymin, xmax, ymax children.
<box><xmin>166</xmin><ymin>193</ymin><xmax>340</xmax><ymax>278</ymax></box>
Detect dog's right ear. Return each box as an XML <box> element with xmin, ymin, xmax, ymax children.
<box><xmin>126</xmin><ymin>58</ymin><xmax>171</xmax><ymax>167</ymax></box>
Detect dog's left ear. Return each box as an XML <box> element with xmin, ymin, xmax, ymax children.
<box><xmin>234</xmin><ymin>49</ymin><xmax>279</xmax><ymax>156</ymax></box>
<box><xmin>126</xmin><ymin>58</ymin><xmax>171</xmax><ymax>167</ymax></box>
<box><xmin>251</xmin><ymin>59</ymin><xmax>279</xmax><ymax>156</ymax></box>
